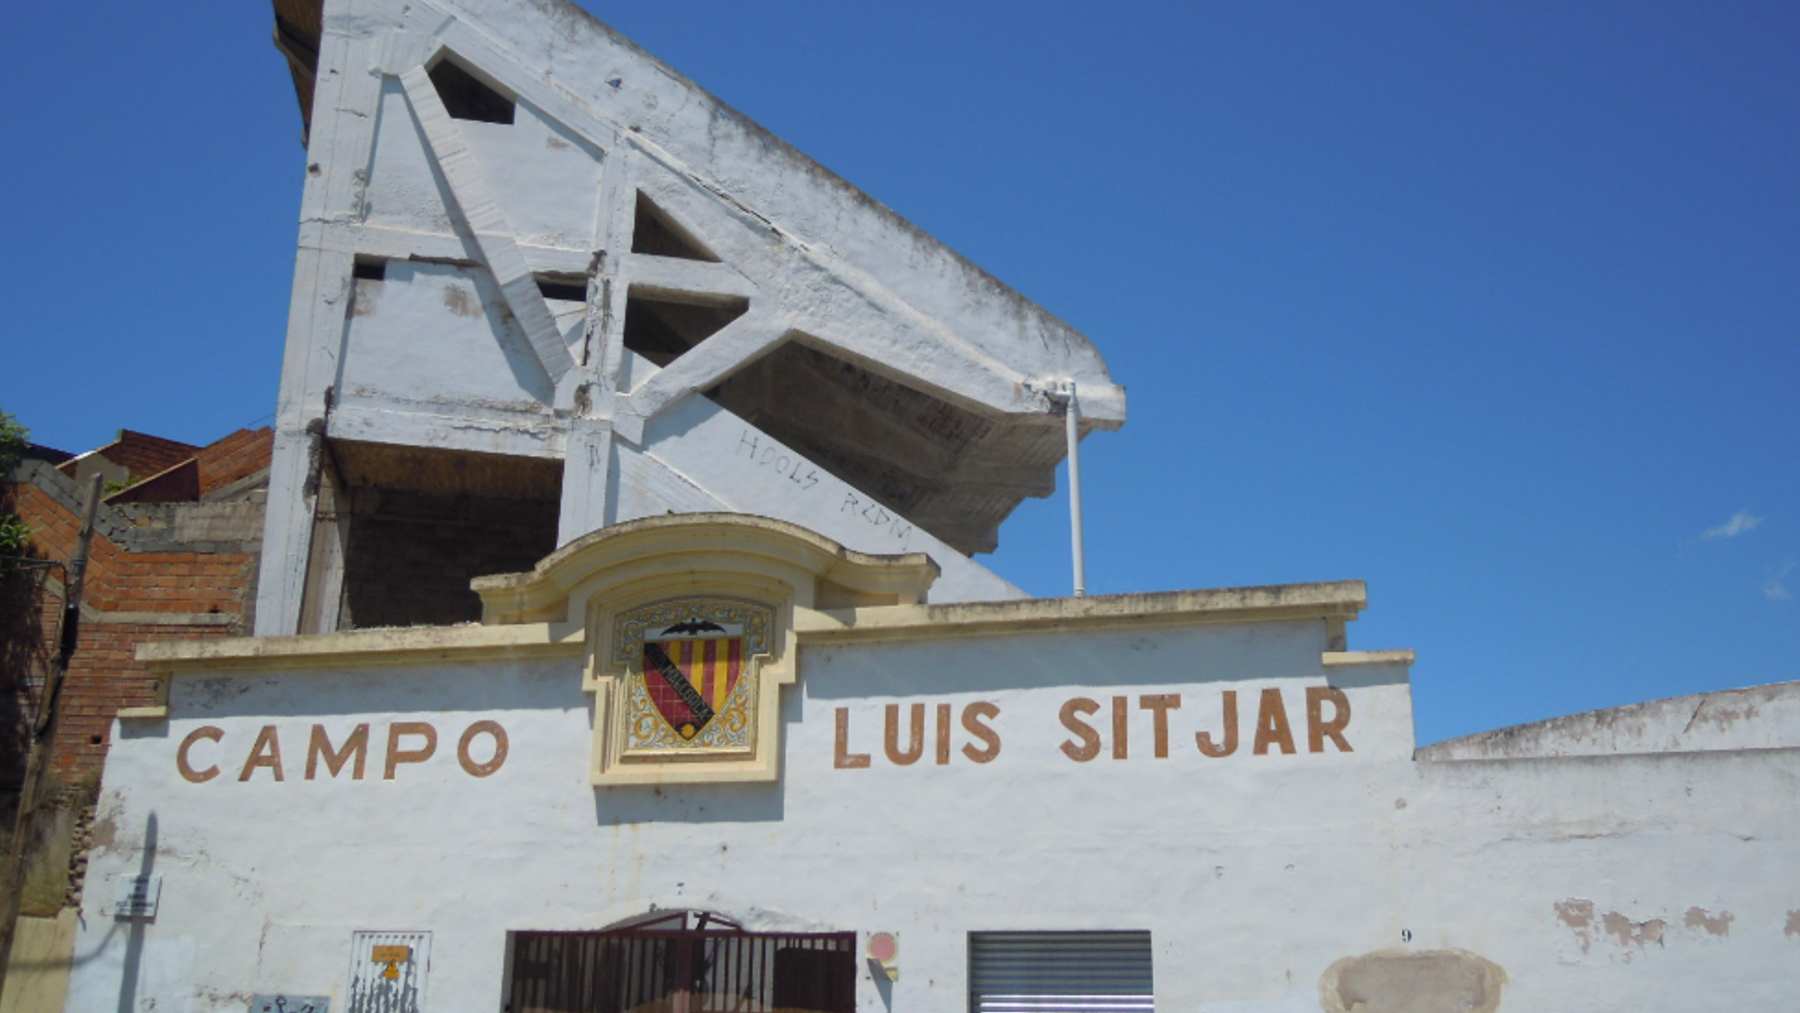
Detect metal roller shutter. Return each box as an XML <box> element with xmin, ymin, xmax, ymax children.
<box><xmin>968</xmin><ymin>931</ymin><xmax>1155</xmax><ymax>1012</ymax></box>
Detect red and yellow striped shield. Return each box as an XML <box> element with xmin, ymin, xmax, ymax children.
<box><xmin>642</xmin><ymin>632</ymin><xmax>743</xmax><ymax>740</ymax></box>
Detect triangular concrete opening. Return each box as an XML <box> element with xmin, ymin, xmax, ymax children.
<box><xmin>427</xmin><ymin>57</ymin><xmax>515</xmax><ymax>124</ymax></box>
<box><xmin>632</xmin><ymin>192</ymin><xmax>720</xmax><ymax>262</ymax></box>
<box><xmin>623</xmin><ymin>292</ymin><xmax>751</xmax><ymax>368</ymax></box>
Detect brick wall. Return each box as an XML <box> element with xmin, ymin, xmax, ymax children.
<box><xmin>7</xmin><ymin>467</ymin><xmax>264</xmax><ymax>779</ymax></box>
<box><xmin>197</xmin><ymin>428</ymin><xmax>274</xmax><ymax>496</ymax></box>
<box><xmin>58</xmin><ymin>430</ymin><xmax>198</xmax><ymax>482</ymax></box>
<box><xmin>341</xmin><ymin>486</ymin><xmax>557</xmax><ymax>628</ymax></box>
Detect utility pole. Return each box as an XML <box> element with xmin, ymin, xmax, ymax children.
<box><xmin>0</xmin><ymin>473</ymin><xmax>101</xmax><ymax>993</ymax></box>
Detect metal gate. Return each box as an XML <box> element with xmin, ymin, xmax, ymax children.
<box><xmin>507</xmin><ymin>911</ymin><xmax>856</xmax><ymax>1013</ymax></box>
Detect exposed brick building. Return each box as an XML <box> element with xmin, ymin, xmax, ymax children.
<box><xmin>3</xmin><ymin>428</ymin><xmax>271</xmax><ymax>781</ymax></box>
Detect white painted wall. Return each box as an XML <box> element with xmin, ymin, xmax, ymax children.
<box><xmin>69</xmin><ymin>619</ymin><xmax>1800</xmax><ymax>1011</ymax></box>
<box><xmin>340</xmin><ymin>261</ymin><xmax>563</xmax><ymax>410</ymax></box>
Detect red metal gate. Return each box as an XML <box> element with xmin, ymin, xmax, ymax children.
<box><xmin>507</xmin><ymin>911</ymin><xmax>856</xmax><ymax>1013</ymax></box>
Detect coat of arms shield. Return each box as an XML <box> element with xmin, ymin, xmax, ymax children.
<box><xmin>642</xmin><ymin>620</ymin><xmax>745</xmax><ymax>740</ymax></box>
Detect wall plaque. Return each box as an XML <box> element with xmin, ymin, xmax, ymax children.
<box><xmin>113</xmin><ymin>874</ymin><xmax>161</xmax><ymax>919</ymax></box>
<box><xmin>588</xmin><ymin>593</ymin><xmax>797</xmax><ymax>785</ymax></box>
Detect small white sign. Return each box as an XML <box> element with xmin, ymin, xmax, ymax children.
<box><xmin>114</xmin><ymin>874</ymin><xmax>161</xmax><ymax>919</ymax></box>
<box><xmin>250</xmin><ymin>996</ymin><xmax>329</xmax><ymax>1013</ymax></box>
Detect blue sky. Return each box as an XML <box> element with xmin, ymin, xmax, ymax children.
<box><xmin>1</xmin><ymin>2</ymin><xmax>1794</xmax><ymax>744</ymax></box>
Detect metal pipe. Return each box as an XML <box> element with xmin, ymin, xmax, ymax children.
<box><xmin>1063</xmin><ymin>381</ymin><xmax>1086</xmax><ymax>598</ymax></box>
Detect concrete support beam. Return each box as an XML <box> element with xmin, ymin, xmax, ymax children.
<box><xmin>591</xmin><ymin>140</ymin><xmax>634</xmax><ymax>389</ymax></box>
<box><xmin>325</xmin><ymin>404</ymin><xmax>567</xmax><ymax>461</ymax></box>
<box><xmin>557</xmin><ymin>418</ymin><xmax>614</xmax><ymax>546</ymax></box>
<box><xmin>318</xmin><ymin>221</ymin><xmax>592</xmax><ymax>278</ymax></box>
<box><xmin>399</xmin><ymin>64</ymin><xmax>575</xmax><ymax>384</ymax></box>
<box><xmin>621</xmin><ymin>254</ymin><xmax>756</xmax><ymax>303</ymax></box>
<box><xmin>612</xmin><ymin>309</ymin><xmax>787</xmax><ymax>445</ymax></box>
<box><xmin>632</xmin><ymin>162</ymin><xmax>1049</xmax><ymax>422</ymax></box>
<box><xmin>254</xmin><ymin>428</ymin><xmax>323</xmax><ymax>636</ymax></box>
<box><xmin>296</xmin><ymin>461</ymin><xmax>349</xmax><ymax>635</ymax></box>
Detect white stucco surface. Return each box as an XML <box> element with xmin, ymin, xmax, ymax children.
<box><xmin>70</xmin><ymin>615</ymin><xmax>1800</xmax><ymax>1011</ymax></box>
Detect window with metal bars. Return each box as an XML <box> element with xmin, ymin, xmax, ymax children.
<box><xmin>968</xmin><ymin>930</ymin><xmax>1155</xmax><ymax>1013</ymax></box>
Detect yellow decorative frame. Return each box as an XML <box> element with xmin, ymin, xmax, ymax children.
<box><xmin>586</xmin><ymin>584</ymin><xmax>795</xmax><ymax>784</ymax></box>
<box><xmin>461</xmin><ymin>514</ymin><xmax>936</xmax><ymax>786</ymax></box>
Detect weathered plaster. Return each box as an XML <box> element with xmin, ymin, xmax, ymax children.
<box><xmin>1418</xmin><ymin>680</ymin><xmax>1800</xmax><ymax>759</ymax></box>
<box><xmin>1319</xmin><ymin>949</ymin><xmax>1505</xmax><ymax>1013</ymax></box>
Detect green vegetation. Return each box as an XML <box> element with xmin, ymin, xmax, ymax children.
<box><xmin>0</xmin><ymin>411</ymin><xmax>29</xmax><ymax>562</ymax></box>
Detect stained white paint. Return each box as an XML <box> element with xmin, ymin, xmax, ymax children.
<box><xmin>340</xmin><ymin>262</ymin><xmax>562</xmax><ymax>409</ymax></box>
<box><xmin>70</xmin><ymin>616</ymin><xmax>1800</xmax><ymax>1011</ymax></box>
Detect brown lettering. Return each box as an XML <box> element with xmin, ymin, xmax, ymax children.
<box><xmin>883</xmin><ymin>703</ymin><xmax>925</xmax><ymax>765</ymax></box>
<box><xmin>1139</xmin><ymin>694</ymin><xmax>1181</xmax><ymax>758</ymax></box>
<box><xmin>1111</xmin><ymin>695</ymin><xmax>1129</xmax><ymax>759</ymax></box>
<box><xmin>457</xmin><ymin>720</ymin><xmax>509</xmax><ymax>777</ymax></box>
<box><xmin>306</xmin><ymin>723</ymin><xmax>369</xmax><ymax>780</ymax></box>
<box><xmin>237</xmin><ymin>725</ymin><xmax>284</xmax><ymax>782</ymax></box>
<box><xmin>834</xmin><ymin>708</ymin><xmax>870</xmax><ymax>769</ymax></box>
<box><xmin>1059</xmin><ymin>697</ymin><xmax>1102</xmax><ymax>762</ymax></box>
<box><xmin>1197</xmin><ymin>691</ymin><xmax>1239</xmax><ymax>758</ymax></box>
<box><xmin>176</xmin><ymin>725</ymin><xmax>223</xmax><ymax>783</ymax></box>
<box><xmin>934</xmin><ymin>704</ymin><xmax>952</xmax><ymax>765</ymax></box>
<box><xmin>1306</xmin><ymin>686</ymin><xmax>1353</xmax><ymax>753</ymax></box>
<box><xmin>384</xmin><ymin>721</ymin><xmax>438</xmax><ymax>780</ymax></box>
<box><xmin>1253</xmin><ymin>688</ymin><xmax>1296</xmax><ymax>755</ymax></box>
<box><xmin>961</xmin><ymin>701</ymin><xmax>1002</xmax><ymax>764</ymax></box>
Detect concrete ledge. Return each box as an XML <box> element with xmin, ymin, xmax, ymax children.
<box><xmin>795</xmin><ymin>581</ymin><xmax>1366</xmax><ymax>644</ymax></box>
<box><xmin>1323</xmin><ymin>649</ymin><xmax>1414</xmax><ymax>667</ymax></box>
<box><xmin>130</xmin><ymin>579</ymin><xmax>1366</xmax><ymax>674</ymax></box>
<box><xmin>1416</xmin><ymin>679</ymin><xmax>1800</xmax><ymax>761</ymax></box>
<box><xmin>135</xmin><ymin>622</ymin><xmax>582</xmax><ymax>672</ymax></box>
<box><xmin>93</xmin><ymin>611</ymin><xmax>238</xmax><ymax>627</ymax></box>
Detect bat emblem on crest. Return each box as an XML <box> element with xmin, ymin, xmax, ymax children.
<box><xmin>642</xmin><ymin>619</ymin><xmax>745</xmax><ymax>741</ymax></box>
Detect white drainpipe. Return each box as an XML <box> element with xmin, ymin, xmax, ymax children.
<box><xmin>1062</xmin><ymin>381</ymin><xmax>1086</xmax><ymax>598</ymax></box>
